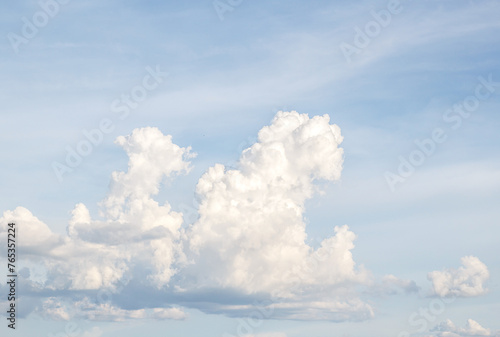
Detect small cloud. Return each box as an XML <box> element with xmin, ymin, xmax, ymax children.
<box><xmin>428</xmin><ymin>256</ymin><xmax>489</xmax><ymax>297</ymax></box>
<box><xmin>431</xmin><ymin>318</ymin><xmax>494</xmax><ymax>337</ymax></box>
<box><xmin>368</xmin><ymin>274</ymin><xmax>420</xmax><ymax>296</ymax></box>
<box><xmin>151</xmin><ymin>307</ymin><xmax>187</xmax><ymax>320</ymax></box>
<box><xmin>38</xmin><ymin>298</ymin><xmax>71</xmax><ymax>321</ymax></box>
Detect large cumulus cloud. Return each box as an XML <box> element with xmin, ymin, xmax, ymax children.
<box><xmin>0</xmin><ymin>111</ymin><xmax>385</xmax><ymax>322</ymax></box>
<box><xmin>186</xmin><ymin>111</ymin><xmax>371</xmax><ymax>320</ymax></box>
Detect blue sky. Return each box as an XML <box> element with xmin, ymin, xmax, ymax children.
<box><xmin>1</xmin><ymin>1</ymin><xmax>500</xmax><ymax>337</ymax></box>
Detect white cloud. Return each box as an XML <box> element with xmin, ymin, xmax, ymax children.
<box><xmin>1</xmin><ymin>127</ymin><xmax>194</xmax><ymax>321</ymax></box>
<box><xmin>430</xmin><ymin>318</ymin><xmax>496</xmax><ymax>337</ymax></box>
<box><xmin>189</xmin><ymin>111</ymin><xmax>347</xmax><ymax>295</ymax></box>
<box><xmin>428</xmin><ymin>256</ymin><xmax>489</xmax><ymax>297</ymax></box>
<box><xmin>0</xmin><ymin>206</ymin><xmax>129</xmax><ymax>291</ymax></box>
<box><xmin>0</xmin><ymin>207</ymin><xmax>62</xmax><ymax>254</ymax></box>
<box><xmin>38</xmin><ymin>297</ymin><xmax>71</xmax><ymax>321</ymax></box>
<box><xmin>187</xmin><ymin>111</ymin><xmax>372</xmax><ymax>320</ymax></box>
<box><xmin>150</xmin><ymin>307</ymin><xmax>187</xmax><ymax>320</ymax></box>
<box><xmin>0</xmin><ymin>112</ymin><xmax>375</xmax><ymax>321</ymax></box>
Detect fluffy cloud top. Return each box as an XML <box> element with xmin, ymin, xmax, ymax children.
<box><xmin>189</xmin><ymin>111</ymin><xmax>351</xmax><ymax>295</ymax></box>
<box><xmin>428</xmin><ymin>256</ymin><xmax>489</xmax><ymax>297</ymax></box>
<box><xmin>186</xmin><ymin>111</ymin><xmax>372</xmax><ymax>320</ymax></box>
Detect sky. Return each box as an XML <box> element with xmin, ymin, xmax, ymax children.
<box><xmin>1</xmin><ymin>0</ymin><xmax>500</xmax><ymax>336</ymax></box>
